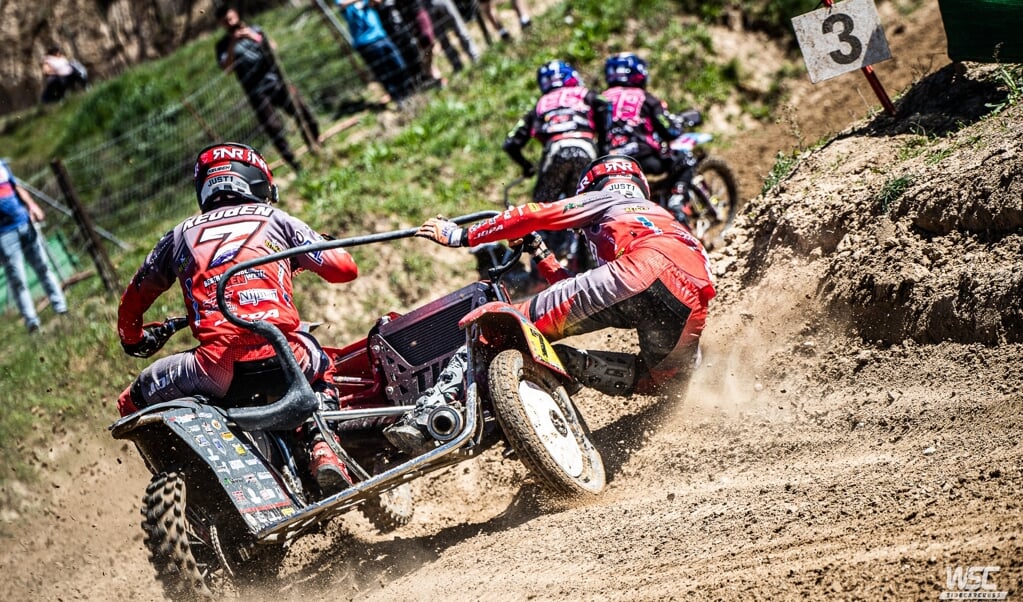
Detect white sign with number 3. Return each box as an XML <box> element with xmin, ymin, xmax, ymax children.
<box><xmin>791</xmin><ymin>0</ymin><xmax>891</xmax><ymax>83</ymax></box>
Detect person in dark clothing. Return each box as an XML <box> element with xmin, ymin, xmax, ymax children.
<box><xmin>372</xmin><ymin>0</ymin><xmax>426</xmax><ymax>89</ymax></box>
<box><xmin>215</xmin><ymin>5</ymin><xmax>320</xmax><ymax>171</ymax></box>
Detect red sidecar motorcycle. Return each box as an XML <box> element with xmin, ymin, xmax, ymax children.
<box><xmin>110</xmin><ymin>212</ymin><xmax>605</xmax><ymax>599</ymax></box>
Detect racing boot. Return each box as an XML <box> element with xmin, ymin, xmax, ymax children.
<box><xmin>308</xmin><ymin>383</ymin><xmax>352</xmax><ymax>496</ymax></box>
<box><xmin>553</xmin><ymin>344</ymin><xmax>638</xmax><ymax>397</ymax></box>
<box><xmin>309</xmin><ymin>437</ymin><xmax>351</xmax><ymax>495</ymax></box>
<box><xmin>384</xmin><ymin>347</ymin><xmax>468</xmax><ymax>455</ymax></box>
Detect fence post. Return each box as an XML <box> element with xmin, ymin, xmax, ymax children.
<box><xmin>49</xmin><ymin>159</ymin><xmax>121</xmax><ymax>294</ymax></box>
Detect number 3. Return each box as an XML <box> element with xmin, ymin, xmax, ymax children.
<box><xmin>823</xmin><ymin>13</ymin><xmax>863</xmax><ymax>65</ymax></box>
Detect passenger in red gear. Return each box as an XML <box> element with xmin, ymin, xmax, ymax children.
<box><xmin>116</xmin><ymin>142</ymin><xmax>358</xmax><ymax>493</ymax></box>
<box><xmin>416</xmin><ymin>154</ymin><xmax>715</xmax><ymax>397</ymax></box>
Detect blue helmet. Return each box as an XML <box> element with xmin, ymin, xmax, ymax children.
<box><xmin>537</xmin><ymin>60</ymin><xmax>582</xmax><ymax>94</ymax></box>
<box><xmin>604</xmin><ymin>52</ymin><xmax>648</xmax><ymax>88</ymax></box>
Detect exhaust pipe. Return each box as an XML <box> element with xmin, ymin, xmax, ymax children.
<box><xmin>426</xmin><ymin>405</ymin><xmax>464</xmax><ymax>442</ymax></box>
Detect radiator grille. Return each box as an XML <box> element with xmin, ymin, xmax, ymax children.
<box><xmin>378</xmin><ymin>283</ymin><xmax>488</xmax><ymax>366</ymax></box>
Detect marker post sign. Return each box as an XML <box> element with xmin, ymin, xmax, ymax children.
<box><xmin>791</xmin><ymin>0</ymin><xmax>895</xmax><ymax>115</ymax></box>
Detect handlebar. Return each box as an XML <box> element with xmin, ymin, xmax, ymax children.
<box><xmin>215</xmin><ymin>210</ymin><xmax>500</xmax><ymax>432</ymax></box>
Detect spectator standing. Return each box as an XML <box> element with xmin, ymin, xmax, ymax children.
<box><xmin>479</xmin><ymin>0</ymin><xmax>531</xmax><ymax>41</ymax></box>
<box><xmin>402</xmin><ymin>0</ymin><xmax>444</xmax><ymax>87</ymax></box>
<box><xmin>338</xmin><ymin>0</ymin><xmax>414</xmax><ymax>104</ymax></box>
<box><xmin>215</xmin><ymin>5</ymin><xmax>321</xmax><ymax>172</ymax></box>
<box><xmin>0</xmin><ymin>159</ymin><xmax>69</xmax><ymax>333</ymax></box>
<box><xmin>429</xmin><ymin>0</ymin><xmax>480</xmax><ymax>74</ymax></box>
<box><xmin>374</xmin><ymin>0</ymin><xmax>427</xmax><ymax>87</ymax></box>
<box><xmin>40</xmin><ymin>46</ymin><xmax>87</xmax><ymax>104</ymax></box>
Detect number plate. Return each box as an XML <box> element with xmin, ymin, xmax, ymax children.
<box><xmin>523</xmin><ymin>324</ymin><xmax>566</xmax><ymax>373</ymax></box>
<box><xmin>791</xmin><ymin>0</ymin><xmax>892</xmax><ymax>83</ymax></box>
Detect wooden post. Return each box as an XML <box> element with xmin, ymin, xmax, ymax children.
<box><xmin>182</xmin><ymin>97</ymin><xmax>220</xmax><ymax>142</ymax></box>
<box><xmin>49</xmin><ymin>159</ymin><xmax>121</xmax><ymax>293</ymax></box>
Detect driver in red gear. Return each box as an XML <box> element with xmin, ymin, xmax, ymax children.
<box><xmin>116</xmin><ymin>142</ymin><xmax>358</xmax><ymax>493</ymax></box>
<box><xmin>416</xmin><ymin>154</ymin><xmax>715</xmax><ymax>397</ymax></box>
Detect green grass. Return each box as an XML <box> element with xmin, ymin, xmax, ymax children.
<box><xmin>985</xmin><ymin>64</ymin><xmax>1023</xmax><ymax>116</ymax></box>
<box><xmin>0</xmin><ymin>0</ymin><xmax>809</xmax><ymax>482</ymax></box>
<box><xmin>761</xmin><ymin>150</ymin><xmax>800</xmax><ymax>195</ymax></box>
<box><xmin>877</xmin><ymin>174</ymin><xmax>915</xmax><ymax>213</ymax></box>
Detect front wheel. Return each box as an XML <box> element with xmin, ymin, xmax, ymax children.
<box><xmin>488</xmin><ymin>349</ymin><xmax>606</xmax><ymax>499</ymax></box>
<box><xmin>687</xmin><ymin>156</ymin><xmax>739</xmax><ymax>251</ymax></box>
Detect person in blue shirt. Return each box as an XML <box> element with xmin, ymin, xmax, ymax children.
<box><xmin>0</xmin><ymin>160</ymin><xmax>68</xmax><ymax>333</ymax></box>
<box><xmin>337</xmin><ymin>0</ymin><xmax>414</xmax><ymax>104</ymax></box>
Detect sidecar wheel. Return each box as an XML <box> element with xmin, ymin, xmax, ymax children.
<box><xmin>141</xmin><ymin>471</ymin><xmax>286</xmax><ymax>600</ymax></box>
<box><xmin>691</xmin><ymin>156</ymin><xmax>739</xmax><ymax>250</ymax></box>
<box><xmin>361</xmin><ymin>457</ymin><xmax>414</xmax><ymax>532</ymax></box>
<box><xmin>489</xmin><ymin>349</ymin><xmax>606</xmax><ymax>499</ymax></box>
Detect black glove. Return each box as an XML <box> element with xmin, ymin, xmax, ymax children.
<box><xmin>121</xmin><ymin>319</ymin><xmax>185</xmax><ymax>359</ymax></box>
<box><xmin>518</xmin><ymin>232</ymin><xmax>552</xmax><ymax>260</ymax></box>
<box><xmin>522</xmin><ymin>163</ymin><xmax>537</xmax><ymax>178</ymax></box>
<box><xmin>121</xmin><ymin>330</ymin><xmax>162</xmax><ymax>359</ymax></box>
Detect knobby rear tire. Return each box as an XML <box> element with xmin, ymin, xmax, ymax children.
<box><xmin>141</xmin><ymin>471</ymin><xmax>287</xmax><ymax>600</ymax></box>
<box><xmin>142</xmin><ymin>472</ymin><xmax>215</xmax><ymax>601</ymax></box>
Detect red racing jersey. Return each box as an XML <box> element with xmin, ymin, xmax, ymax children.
<box><xmin>465</xmin><ymin>191</ymin><xmax>716</xmax><ymax>303</ymax></box>
<box><xmin>118</xmin><ymin>203</ymin><xmax>357</xmax><ymax>346</ymax></box>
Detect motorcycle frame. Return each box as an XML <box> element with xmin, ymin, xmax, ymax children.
<box><xmin>112</xmin><ymin>211</ymin><xmax>573</xmax><ymax>546</ymax></box>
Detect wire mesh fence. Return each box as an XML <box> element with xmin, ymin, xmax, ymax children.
<box><xmin>8</xmin><ymin>0</ymin><xmax>491</xmax><ymax>303</ymax></box>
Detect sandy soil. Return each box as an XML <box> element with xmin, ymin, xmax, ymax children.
<box><xmin>2</xmin><ymin>2</ymin><xmax>1022</xmax><ymax>601</ymax></box>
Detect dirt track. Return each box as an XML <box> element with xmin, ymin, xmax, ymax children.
<box><xmin>3</xmin><ymin>2</ymin><xmax>1022</xmax><ymax>601</ymax></box>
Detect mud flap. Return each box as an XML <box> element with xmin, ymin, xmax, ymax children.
<box><xmin>459</xmin><ymin>301</ymin><xmax>568</xmax><ymax>377</ymax></box>
<box><xmin>112</xmin><ymin>402</ymin><xmax>301</xmax><ymax>536</ymax></box>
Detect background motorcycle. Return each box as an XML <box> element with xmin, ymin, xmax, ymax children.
<box><xmin>110</xmin><ymin>211</ymin><xmax>605</xmax><ymax>599</ymax></box>
<box><xmin>619</xmin><ymin>109</ymin><xmax>741</xmax><ymax>251</ymax></box>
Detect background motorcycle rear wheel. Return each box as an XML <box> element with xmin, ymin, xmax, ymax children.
<box><xmin>688</xmin><ymin>156</ymin><xmax>739</xmax><ymax>251</ymax></box>
<box><xmin>488</xmin><ymin>349</ymin><xmax>606</xmax><ymax>499</ymax></box>
<box><xmin>141</xmin><ymin>471</ymin><xmax>287</xmax><ymax>600</ymax></box>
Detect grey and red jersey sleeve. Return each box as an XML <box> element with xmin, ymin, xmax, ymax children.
<box><xmin>117</xmin><ymin>230</ymin><xmax>178</xmax><ymax>345</ymax></box>
<box><xmin>465</xmin><ymin>192</ymin><xmax>619</xmax><ymax>246</ymax></box>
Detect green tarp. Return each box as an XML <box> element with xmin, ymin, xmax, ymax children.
<box><xmin>0</xmin><ymin>232</ymin><xmax>78</xmax><ymax>312</ymax></box>
<box><xmin>938</xmin><ymin>0</ymin><xmax>1023</xmax><ymax>63</ymax></box>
